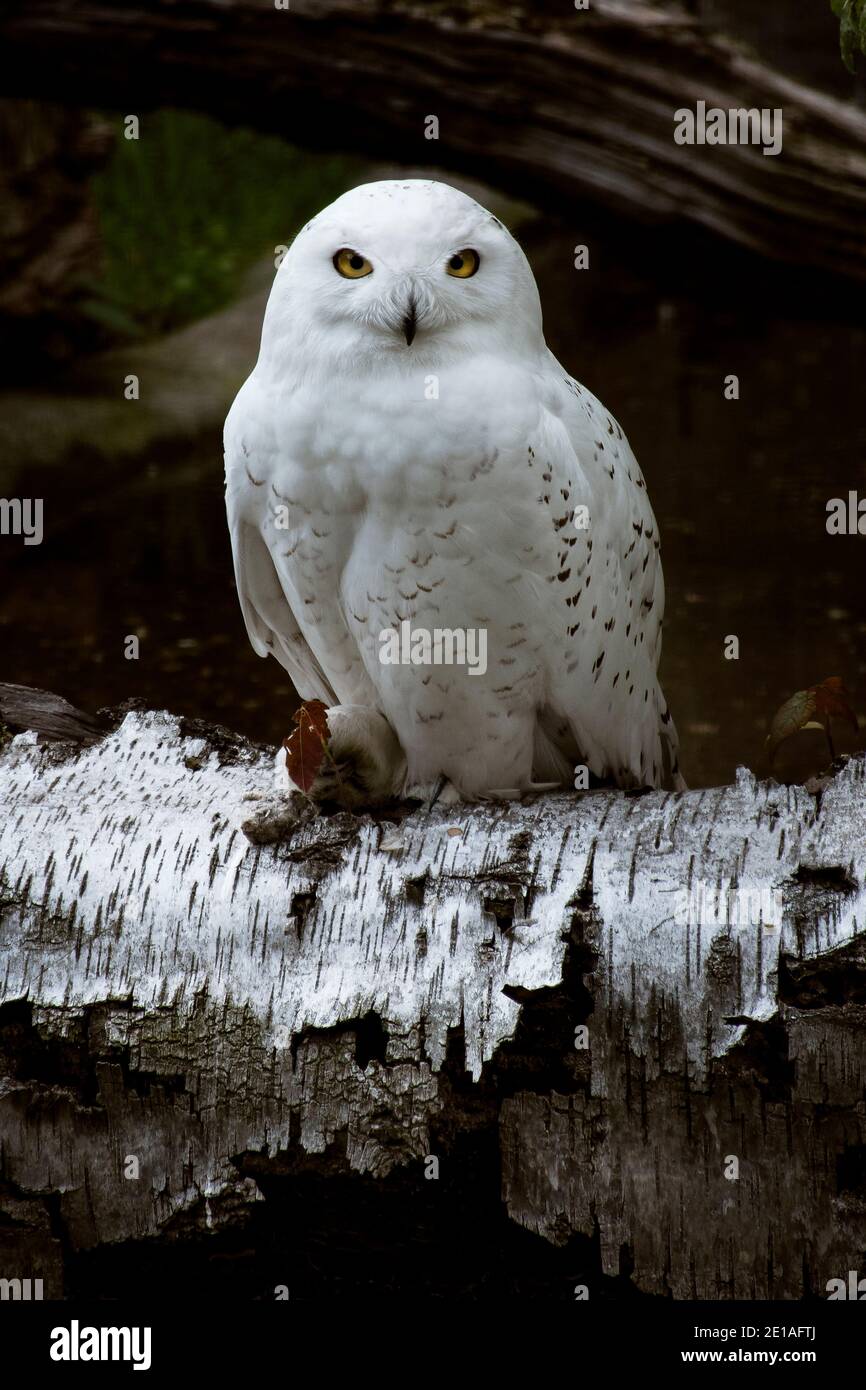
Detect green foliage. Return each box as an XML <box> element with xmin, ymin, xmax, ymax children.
<box><xmin>85</xmin><ymin>110</ymin><xmax>361</xmax><ymax>339</ymax></box>
<box><xmin>831</xmin><ymin>0</ymin><xmax>866</xmax><ymax>72</ymax></box>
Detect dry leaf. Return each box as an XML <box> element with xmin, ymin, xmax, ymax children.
<box><xmin>767</xmin><ymin>677</ymin><xmax>857</xmax><ymax>766</ymax></box>
<box><xmin>282</xmin><ymin>699</ymin><xmax>329</xmax><ymax>792</ymax></box>
<box><xmin>811</xmin><ymin>676</ymin><xmax>858</xmax><ymax>728</ymax></box>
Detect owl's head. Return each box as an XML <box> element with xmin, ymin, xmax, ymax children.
<box><xmin>262</xmin><ymin>179</ymin><xmax>544</xmax><ymax>370</ymax></box>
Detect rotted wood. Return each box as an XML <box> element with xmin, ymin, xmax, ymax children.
<box><xmin>1</xmin><ymin>685</ymin><xmax>865</xmax><ymax>1297</ymax></box>
<box><xmin>0</xmin><ymin>1</ymin><xmax>865</xmax><ymax>282</ymax></box>
<box><xmin>0</xmin><ymin>681</ymin><xmax>109</xmax><ymax>745</ymax></box>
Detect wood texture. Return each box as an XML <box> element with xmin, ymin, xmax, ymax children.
<box><xmin>1</xmin><ymin>1</ymin><xmax>865</xmax><ymax>281</ymax></box>
<box><xmin>1</xmin><ymin>690</ymin><xmax>864</xmax><ymax>1297</ymax></box>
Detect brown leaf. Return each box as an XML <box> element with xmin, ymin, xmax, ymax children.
<box><xmin>282</xmin><ymin>699</ymin><xmax>329</xmax><ymax>793</ymax></box>
<box><xmin>811</xmin><ymin>676</ymin><xmax>858</xmax><ymax>730</ymax></box>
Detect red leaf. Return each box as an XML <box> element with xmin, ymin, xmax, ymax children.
<box><xmin>811</xmin><ymin>676</ymin><xmax>858</xmax><ymax>730</ymax></box>
<box><xmin>282</xmin><ymin>700</ymin><xmax>329</xmax><ymax>792</ymax></box>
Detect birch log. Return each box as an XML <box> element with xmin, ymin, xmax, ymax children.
<box><xmin>1</xmin><ymin>685</ymin><xmax>865</xmax><ymax>1298</ymax></box>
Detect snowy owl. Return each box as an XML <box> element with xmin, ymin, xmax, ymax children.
<box><xmin>225</xmin><ymin>180</ymin><xmax>682</xmax><ymax>805</ymax></box>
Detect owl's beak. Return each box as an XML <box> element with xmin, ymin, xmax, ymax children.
<box><xmin>402</xmin><ymin>297</ymin><xmax>417</xmax><ymax>346</ymax></box>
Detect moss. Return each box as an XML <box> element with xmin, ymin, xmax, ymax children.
<box><xmin>83</xmin><ymin>109</ymin><xmax>362</xmax><ymax>339</ymax></box>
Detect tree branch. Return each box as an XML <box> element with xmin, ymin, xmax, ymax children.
<box><xmin>1</xmin><ymin>1</ymin><xmax>865</xmax><ymax>280</ymax></box>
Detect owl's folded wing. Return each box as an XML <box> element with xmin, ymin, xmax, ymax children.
<box><xmin>227</xmin><ymin>508</ymin><xmax>338</xmax><ymax>707</ymax></box>
<box><xmin>533</xmin><ymin>368</ymin><xmax>681</xmax><ymax>788</ymax></box>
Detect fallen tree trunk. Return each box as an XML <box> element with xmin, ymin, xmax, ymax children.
<box><xmin>1</xmin><ymin>683</ymin><xmax>865</xmax><ymax>1298</ymax></box>
<box><xmin>2</xmin><ymin>1</ymin><xmax>866</xmax><ymax>282</ymax></box>
<box><xmin>0</xmin><ymin>101</ymin><xmax>113</xmax><ymax>371</ymax></box>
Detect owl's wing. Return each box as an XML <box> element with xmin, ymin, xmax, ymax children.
<box><xmin>227</xmin><ymin>511</ymin><xmax>338</xmax><ymax>706</ymax></box>
<box><xmin>530</xmin><ymin>363</ymin><xmax>681</xmax><ymax>789</ymax></box>
<box><xmin>224</xmin><ymin>383</ymin><xmax>338</xmax><ymax>706</ymax></box>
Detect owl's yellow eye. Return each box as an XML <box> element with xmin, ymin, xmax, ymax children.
<box><xmin>446</xmin><ymin>249</ymin><xmax>480</xmax><ymax>278</ymax></box>
<box><xmin>333</xmin><ymin>248</ymin><xmax>373</xmax><ymax>278</ymax></box>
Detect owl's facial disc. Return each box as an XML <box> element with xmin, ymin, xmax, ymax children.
<box><xmin>270</xmin><ymin>181</ymin><xmax>545</xmax><ymax>365</ymax></box>
<box><xmin>329</xmin><ymin>242</ymin><xmax>483</xmax><ymax>347</ymax></box>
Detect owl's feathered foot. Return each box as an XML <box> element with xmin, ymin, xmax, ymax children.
<box><xmin>273</xmin><ymin>706</ymin><xmax>570</xmax><ymax>812</ymax></box>
<box><xmin>276</xmin><ymin>704</ymin><xmax>406</xmax><ymax>810</ymax></box>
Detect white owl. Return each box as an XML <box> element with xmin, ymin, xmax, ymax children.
<box><xmin>225</xmin><ymin>180</ymin><xmax>682</xmax><ymax>805</ymax></box>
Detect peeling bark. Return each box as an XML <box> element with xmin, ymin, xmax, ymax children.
<box><xmin>1</xmin><ymin>685</ymin><xmax>865</xmax><ymax>1298</ymax></box>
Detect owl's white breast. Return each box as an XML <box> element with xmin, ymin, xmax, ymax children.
<box><xmin>228</xmin><ymin>351</ymin><xmax>566</xmax><ymax>790</ymax></box>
